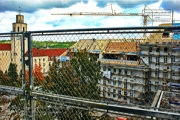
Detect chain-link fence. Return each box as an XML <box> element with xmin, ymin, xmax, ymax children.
<box><xmin>0</xmin><ymin>26</ymin><xmax>180</xmax><ymax>119</ymax></box>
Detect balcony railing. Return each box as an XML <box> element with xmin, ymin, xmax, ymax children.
<box><xmin>98</xmin><ymin>59</ymin><xmax>139</xmax><ymax>66</ymax></box>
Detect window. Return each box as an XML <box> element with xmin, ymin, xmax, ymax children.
<box><xmin>149</xmin><ymin>56</ymin><xmax>152</xmax><ymax>63</ymax></box>
<box><xmin>156</xmin><ymin>57</ymin><xmax>159</xmax><ymax>63</ymax></box>
<box><xmin>155</xmin><ymin>81</ymin><xmax>159</xmax><ymax>84</ymax></box>
<box><xmin>130</xmin><ymin>92</ymin><xmax>133</xmax><ymax>103</ymax></box>
<box><xmin>130</xmin><ymin>92</ymin><xmax>133</xmax><ymax>97</ymax></box>
<box><xmin>18</xmin><ymin>26</ymin><xmax>19</xmax><ymax>32</ymax></box>
<box><xmin>130</xmin><ymin>80</ymin><xmax>134</xmax><ymax>88</ymax></box>
<box><xmin>103</xmin><ymin>66</ymin><xmax>106</xmax><ymax>71</ymax></box>
<box><xmin>108</xmin><ymin>80</ymin><xmax>111</xmax><ymax>84</ymax></box>
<box><xmin>172</xmin><ymin>72</ymin><xmax>175</xmax><ymax>76</ymax></box>
<box><xmin>149</xmin><ymin>47</ymin><xmax>152</xmax><ymax>52</ymax></box>
<box><xmin>124</xmin><ymin>79</ymin><xmax>127</xmax><ymax>89</ymax></box>
<box><xmin>113</xmin><ymin>89</ymin><xmax>116</xmax><ymax>98</ymax></box>
<box><xmin>118</xmin><ymin>79</ymin><xmax>121</xmax><ymax>85</ymax></box>
<box><xmin>119</xmin><ymin>69</ymin><xmax>121</xmax><ymax>75</ymax></box>
<box><xmin>164</xmin><ymin>47</ymin><xmax>168</xmax><ymax>52</ymax></box>
<box><xmin>114</xmin><ymin>68</ymin><xmax>116</xmax><ymax>73</ymax></box>
<box><xmin>164</xmin><ymin>56</ymin><xmax>167</xmax><ymax>63</ymax></box>
<box><xmin>148</xmin><ymin>81</ymin><xmax>151</xmax><ymax>92</ymax></box>
<box><xmin>172</xmin><ymin>49</ymin><xmax>176</xmax><ymax>53</ymax></box>
<box><xmin>172</xmin><ymin>56</ymin><xmax>175</xmax><ymax>62</ymax></box>
<box><xmin>163</xmin><ymin>83</ymin><xmax>166</xmax><ymax>86</ymax></box>
<box><xmin>103</xmin><ymin>80</ymin><xmax>106</xmax><ymax>86</ymax></box>
<box><xmin>162</xmin><ymin>30</ymin><xmax>169</xmax><ymax>38</ymax></box>
<box><xmin>124</xmin><ymin>92</ymin><xmax>127</xmax><ymax>100</ymax></box>
<box><xmin>156</xmin><ymin>47</ymin><xmax>160</xmax><ymax>52</ymax></box>
<box><xmin>118</xmin><ymin>90</ymin><xmax>121</xmax><ymax>98</ymax></box>
<box><xmin>130</xmin><ymin>70</ymin><xmax>133</xmax><ymax>75</ymax></box>
<box><xmin>103</xmin><ymin>87</ymin><xmax>106</xmax><ymax>92</ymax></box>
<box><xmin>43</xmin><ymin>63</ymin><xmax>45</xmax><ymax>67</ymax></box>
<box><xmin>155</xmin><ymin>71</ymin><xmax>159</xmax><ymax>77</ymax></box>
<box><xmin>113</xmin><ymin>80</ymin><xmax>116</xmax><ymax>85</ymax></box>
<box><xmin>108</xmin><ymin>88</ymin><xmax>110</xmax><ymax>96</ymax></box>
<box><xmin>163</xmin><ymin>72</ymin><xmax>168</xmax><ymax>78</ymax></box>
<box><xmin>124</xmin><ymin>70</ymin><xmax>127</xmax><ymax>75</ymax></box>
<box><xmin>103</xmin><ymin>87</ymin><xmax>106</xmax><ymax>97</ymax></box>
<box><xmin>155</xmin><ymin>81</ymin><xmax>159</xmax><ymax>90</ymax></box>
<box><xmin>43</xmin><ymin>58</ymin><xmax>45</xmax><ymax>62</ymax></box>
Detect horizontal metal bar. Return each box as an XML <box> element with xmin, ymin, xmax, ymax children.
<box><xmin>0</xmin><ymin>85</ymin><xmax>24</xmax><ymax>95</ymax></box>
<box><xmin>0</xmin><ymin>32</ymin><xmax>24</xmax><ymax>35</ymax></box>
<box><xmin>31</xmin><ymin>92</ymin><xmax>180</xmax><ymax>119</ymax></box>
<box><xmin>28</xmin><ymin>26</ymin><xmax>180</xmax><ymax>34</ymax></box>
<box><xmin>30</xmin><ymin>31</ymin><xmax>175</xmax><ymax>37</ymax></box>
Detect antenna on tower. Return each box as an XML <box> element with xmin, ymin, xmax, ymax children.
<box><xmin>19</xmin><ymin>6</ymin><xmax>21</xmax><ymax>15</ymax></box>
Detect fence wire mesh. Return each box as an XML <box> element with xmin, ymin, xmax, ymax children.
<box><xmin>0</xmin><ymin>93</ymin><xmax>25</xmax><ymax>119</ymax></box>
<box><xmin>0</xmin><ymin>26</ymin><xmax>180</xmax><ymax>119</ymax></box>
<box><xmin>0</xmin><ymin>33</ymin><xmax>25</xmax><ymax>88</ymax></box>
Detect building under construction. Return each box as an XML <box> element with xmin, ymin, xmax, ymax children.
<box><xmin>67</xmin><ymin>23</ymin><xmax>180</xmax><ymax>105</ymax></box>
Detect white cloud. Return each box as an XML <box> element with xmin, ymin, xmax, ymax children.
<box><xmin>0</xmin><ymin>0</ymin><xmax>179</xmax><ymax>33</ymax></box>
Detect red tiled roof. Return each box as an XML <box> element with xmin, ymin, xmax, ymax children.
<box><xmin>0</xmin><ymin>44</ymin><xmax>11</xmax><ymax>50</ymax></box>
<box><xmin>105</xmin><ymin>42</ymin><xmax>138</xmax><ymax>53</ymax></box>
<box><xmin>31</xmin><ymin>48</ymin><xmax>67</xmax><ymax>57</ymax></box>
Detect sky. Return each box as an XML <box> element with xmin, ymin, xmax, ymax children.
<box><xmin>0</xmin><ymin>0</ymin><xmax>180</xmax><ymax>33</ymax></box>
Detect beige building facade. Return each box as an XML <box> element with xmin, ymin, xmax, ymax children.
<box><xmin>0</xmin><ymin>12</ymin><xmax>27</xmax><ymax>74</ymax></box>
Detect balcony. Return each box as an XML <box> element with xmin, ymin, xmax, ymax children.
<box><xmin>99</xmin><ymin>59</ymin><xmax>139</xmax><ymax>66</ymax></box>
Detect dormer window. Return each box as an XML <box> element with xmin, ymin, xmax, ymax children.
<box><xmin>164</xmin><ymin>47</ymin><xmax>168</xmax><ymax>52</ymax></box>
<box><xmin>156</xmin><ymin>47</ymin><xmax>160</xmax><ymax>52</ymax></box>
<box><xmin>162</xmin><ymin>29</ymin><xmax>170</xmax><ymax>38</ymax></box>
<box><xmin>149</xmin><ymin>46</ymin><xmax>152</xmax><ymax>52</ymax></box>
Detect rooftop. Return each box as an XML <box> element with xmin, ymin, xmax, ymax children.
<box><xmin>0</xmin><ymin>44</ymin><xmax>11</xmax><ymax>51</ymax></box>
<box><xmin>105</xmin><ymin>42</ymin><xmax>138</xmax><ymax>53</ymax></box>
<box><xmin>30</xmin><ymin>48</ymin><xmax>67</xmax><ymax>59</ymax></box>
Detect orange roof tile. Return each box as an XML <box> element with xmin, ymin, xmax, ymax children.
<box><xmin>0</xmin><ymin>44</ymin><xmax>11</xmax><ymax>51</ymax></box>
<box><xmin>105</xmin><ymin>42</ymin><xmax>138</xmax><ymax>53</ymax></box>
<box><xmin>32</xmin><ymin>48</ymin><xmax>67</xmax><ymax>57</ymax></box>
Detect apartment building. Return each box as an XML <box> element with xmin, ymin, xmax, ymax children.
<box><xmin>99</xmin><ymin>42</ymin><xmax>150</xmax><ymax>104</ymax></box>
<box><xmin>69</xmin><ymin>28</ymin><xmax>179</xmax><ymax>105</ymax></box>
<box><xmin>69</xmin><ymin>39</ymin><xmax>148</xmax><ymax>104</ymax></box>
<box><xmin>140</xmin><ymin>42</ymin><xmax>180</xmax><ymax>93</ymax></box>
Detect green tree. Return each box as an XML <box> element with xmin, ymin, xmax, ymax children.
<box><xmin>40</xmin><ymin>51</ymin><xmax>101</xmax><ymax>119</ymax></box>
<box><xmin>0</xmin><ymin>70</ymin><xmax>11</xmax><ymax>86</ymax></box>
<box><xmin>44</xmin><ymin>51</ymin><xmax>101</xmax><ymax>100</ymax></box>
<box><xmin>8</xmin><ymin>63</ymin><xmax>20</xmax><ymax>87</ymax></box>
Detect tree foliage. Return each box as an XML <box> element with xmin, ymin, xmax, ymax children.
<box><xmin>33</xmin><ymin>63</ymin><xmax>44</xmax><ymax>82</ymax></box>
<box><xmin>0</xmin><ymin>70</ymin><xmax>10</xmax><ymax>86</ymax></box>
<box><xmin>0</xmin><ymin>63</ymin><xmax>20</xmax><ymax>87</ymax></box>
<box><xmin>44</xmin><ymin>51</ymin><xmax>101</xmax><ymax>99</ymax></box>
<box><xmin>8</xmin><ymin>63</ymin><xmax>19</xmax><ymax>86</ymax></box>
<box><xmin>25</xmin><ymin>63</ymin><xmax>45</xmax><ymax>86</ymax></box>
<box><xmin>8</xmin><ymin>63</ymin><xmax>18</xmax><ymax>81</ymax></box>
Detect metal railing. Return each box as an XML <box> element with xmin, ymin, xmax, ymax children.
<box><xmin>0</xmin><ymin>26</ymin><xmax>180</xmax><ymax>119</ymax></box>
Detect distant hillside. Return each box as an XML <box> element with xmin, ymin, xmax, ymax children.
<box><xmin>0</xmin><ymin>40</ymin><xmax>76</xmax><ymax>48</ymax></box>
<box><xmin>32</xmin><ymin>41</ymin><xmax>76</xmax><ymax>49</ymax></box>
<box><xmin>0</xmin><ymin>40</ymin><xmax>11</xmax><ymax>44</ymax></box>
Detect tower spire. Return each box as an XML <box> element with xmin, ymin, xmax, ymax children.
<box><xmin>18</xmin><ymin>6</ymin><xmax>21</xmax><ymax>15</ymax></box>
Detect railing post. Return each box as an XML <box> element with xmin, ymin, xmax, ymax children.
<box><xmin>25</xmin><ymin>31</ymin><xmax>35</xmax><ymax>120</ymax></box>
<box><xmin>21</xmin><ymin>32</ymin><xmax>28</xmax><ymax>119</ymax></box>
